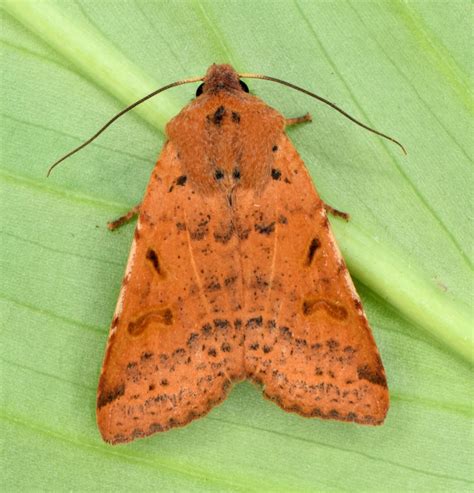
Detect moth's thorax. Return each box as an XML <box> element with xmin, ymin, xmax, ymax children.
<box><xmin>166</xmin><ymin>90</ymin><xmax>285</xmax><ymax>195</ymax></box>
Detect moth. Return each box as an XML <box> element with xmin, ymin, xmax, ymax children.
<box><xmin>51</xmin><ymin>64</ymin><xmax>404</xmax><ymax>444</ymax></box>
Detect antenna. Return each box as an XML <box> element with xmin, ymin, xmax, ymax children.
<box><xmin>48</xmin><ymin>69</ymin><xmax>406</xmax><ymax>176</ymax></box>
<box><xmin>239</xmin><ymin>72</ymin><xmax>406</xmax><ymax>155</ymax></box>
<box><xmin>47</xmin><ymin>76</ymin><xmax>203</xmax><ymax>176</ymax></box>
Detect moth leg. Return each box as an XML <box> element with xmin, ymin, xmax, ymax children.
<box><xmin>108</xmin><ymin>203</ymin><xmax>141</xmax><ymax>231</ymax></box>
<box><xmin>324</xmin><ymin>203</ymin><xmax>350</xmax><ymax>221</ymax></box>
<box><xmin>285</xmin><ymin>113</ymin><xmax>312</xmax><ymax>127</ymax></box>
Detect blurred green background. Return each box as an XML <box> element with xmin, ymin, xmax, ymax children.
<box><xmin>1</xmin><ymin>1</ymin><xmax>472</xmax><ymax>491</ymax></box>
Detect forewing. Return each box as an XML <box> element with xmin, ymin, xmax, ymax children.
<box><xmin>96</xmin><ymin>142</ymin><xmax>245</xmax><ymax>444</ymax></box>
<box><xmin>239</xmin><ymin>135</ymin><xmax>389</xmax><ymax>425</ymax></box>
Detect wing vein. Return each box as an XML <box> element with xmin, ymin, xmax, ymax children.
<box><xmin>268</xmin><ymin>194</ymin><xmax>281</xmax><ymax>327</ymax></box>
<box><xmin>182</xmin><ymin>206</ymin><xmax>212</xmax><ymax>316</ymax></box>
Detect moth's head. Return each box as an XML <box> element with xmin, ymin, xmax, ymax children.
<box><xmin>196</xmin><ymin>64</ymin><xmax>249</xmax><ymax>97</ymax></box>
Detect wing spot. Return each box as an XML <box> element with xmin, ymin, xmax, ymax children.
<box><xmin>127</xmin><ymin>308</ymin><xmax>173</xmax><ymax>336</ymax></box>
<box><xmin>146</xmin><ymin>248</ymin><xmax>162</xmax><ymax>275</ymax></box>
<box><xmin>141</xmin><ymin>351</ymin><xmax>154</xmax><ymax>361</ymax></box>
<box><xmin>255</xmin><ymin>222</ymin><xmax>275</xmax><ymax>235</ymax></box>
<box><xmin>326</xmin><ymin>339</ymin><xmax>340</xmax><ymax>350</ymax></box>
<box><xmin>254</xmin><ymin>274</ymin><xmax>269</xmax><ymax>291</ymax></box>
<box><xmin>214</xmin><ymin>223</ymin><xmax>234</xmax><ymax>244</ymax></box>
<box><xmin>279</xmin><ymin>326</ymin><xmax>292</xmax><ymax>339</ymax></box>
<box><xmin>357</xmin><ymin>365</ymin><xmax>387</xmax><ymax>387</ymax></box>
<box><xmin>246</xmin><ymin>316</ymin><xmax>263</xmax><ymax>328</ymax></box>
<box><xmin>302</xmin><ymin>299</ymin><xmax>348</xmax><ymax>320</ymax></box>
<box><xmin>221</xmin><ymin>342</ymin><xmax>231</xmax><ymax>352</ymax></box>
<box><xmin>306</xmin><ymin>238</ymin><xmax>320</xmax><ymax>265</ymax></box>
<box><xmin>149</xmin><ymin>423</ymin><xmax>163</xmax><ymax>433</ymax></box>
<box><xmin>190</xmin><ymin>214</ymin><xmax>211</xmax><ymax>240</ymax></box>
<box><xmin>176</xmin><ymin>175</ymin><xmax>187</xmax><ymax>186</ymax></box>
<box><xmin>132</xmin><ymin>429</ymin><xmax>145</xmax><ymax>439</ymax></box>
<box><xmin>214</xmin><ymin>319</ymin><xmax>230</xmax><ymax>330</ymax></box>
<box><xmin>187</xmin><ymin>332</ymin><xmax>199</xmax><ymax>347</ymax></box>
<box><xmin>224</xmin><ymin>275</ymin><xmax>237</xmax><ymax>286</ymax></box>
<box><xmin>271</xmin><ymin>168</ymin><xmax>281</xmax><ymax>180</ymax></box>
<box><xmin>267</xmin><ymin>320</ymin><xmax>276</xmax><ymax>330</ymax></box>
<box><xmin>206</xmin><ymin>280</ymin><xmax>221</xmax><ymax>292</ymax></box>
<box><xmin>295</xmin><ymin>338</ymin><xmax>307</xmax><ymax>347</ymax></box>
<box><xmin>237</xmin><ymin>227</ymin><xmax>250</xmax><ymax>240</ymax></box>
<box><xmin>97</xmin><ymin>383</ymin><xmax>125</xmax><ymax>409</ymax></box>
<box><xmin>202</xmin><ymin>323</ymin><xmax>212</xmax><ymax>334</ymax></box>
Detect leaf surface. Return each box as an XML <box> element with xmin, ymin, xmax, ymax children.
<box><xmin>1</xmin><ymin>1</ymin><xmax>472</xmax><ymax>491</ymax></box>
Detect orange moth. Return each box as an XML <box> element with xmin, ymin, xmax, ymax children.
<box><xmin>51</xmin><ymin>64</ymin><xmax>405</xmax><ymax>444</ymax></box>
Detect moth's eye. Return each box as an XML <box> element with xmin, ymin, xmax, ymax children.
<box><xmin>239</xmin><ymin>80</ymin><xmax>249</xmax><ymax>93</ymax></box>
<box><xmin>196</xmin><ymin>83</ymin><xmax>204</xmax><ymax>97</ymax></box>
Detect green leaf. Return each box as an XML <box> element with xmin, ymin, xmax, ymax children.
<box><xmin>2</xmin><ymin>0</ymin><xmax>472</xmax><ymax>491</ymax></box>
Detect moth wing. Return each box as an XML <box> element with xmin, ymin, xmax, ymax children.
<box><xmin>97</xmin><ymin>141</ymin><xmax>244</xmax><ymax>444</ymax></box>
<box><xmin>239</xmin><ymin>135</ymin><xmax>389</xmax><ymax>424</ymax></box>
